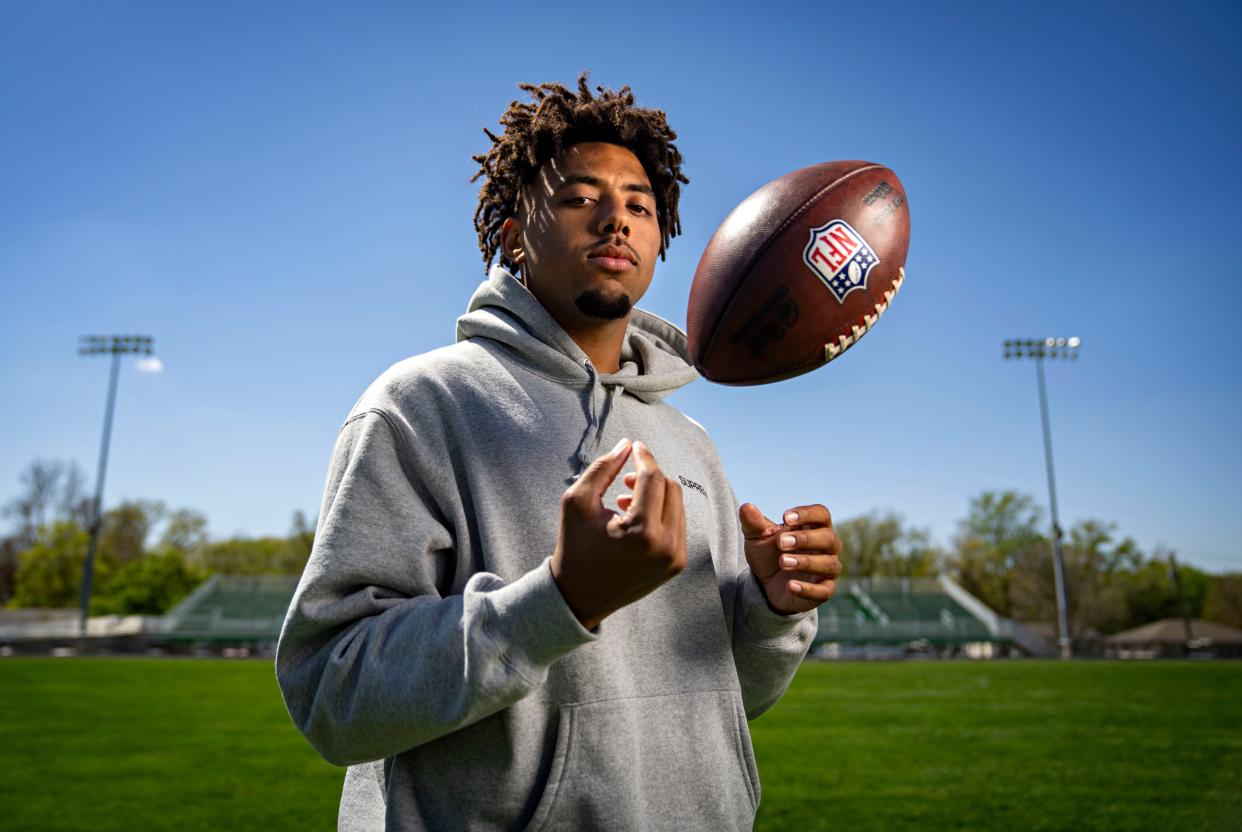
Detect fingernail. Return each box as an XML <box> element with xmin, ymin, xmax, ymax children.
<box><xmin>611</xmin><ymin>438</ymin><xmax>630</xmax><ymax>454</ymax></box>
<box><xmin>785</xmin><ymin>511</ymin><xmax>800</xmax><ymax>524</ymax></box>
<box><xmin>780</xmin><ymin>534</ymin><xmax>796</xmax><ymax>549</ymax></box>
<box><xmin>780</xmin><ymin>555</ymin><xmax>797</xmax><ymax>568</ymax></box>
<box><xmin>789</xmin><ymin>581</ymin><xmax>803</xmax><ymax>593</ymax></box>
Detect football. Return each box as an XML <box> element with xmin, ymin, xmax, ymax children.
<box><xmin>686</xmin><ymin>161</ymin><xmax>911</xmax><ymax>385</ymax></box>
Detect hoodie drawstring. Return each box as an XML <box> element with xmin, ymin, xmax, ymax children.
<box><xmin>570</xmin><ymin>362</ymin><xmax>622</xmax><ymax>482</ymax></box>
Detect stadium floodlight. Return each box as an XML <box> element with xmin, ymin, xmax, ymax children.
<box><xmin>77</xmin><ymin>335</ymin><xmax>156</xmax><ymax>638</ymax></box>
<box><xmin>1004</xmin><ymin>336</ymin><xmax>1081</xmax><ymax>659</ymax></box>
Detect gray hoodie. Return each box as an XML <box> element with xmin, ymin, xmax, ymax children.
<box><xmin>276</xmin><ymin>267</ymin><xmax>816</xmax><ymax>831</ymax></box>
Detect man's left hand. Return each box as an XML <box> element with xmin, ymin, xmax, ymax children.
<box><xmin>740</xmin><ymin>502</ymin><xmax>842</xmax><ymax>614</ymax></box>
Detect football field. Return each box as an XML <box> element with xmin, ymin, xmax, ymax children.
<box><xmin>0</xmin><ymin>658</ymin><xmax>1237</xmax><ymax>831</ymax></box>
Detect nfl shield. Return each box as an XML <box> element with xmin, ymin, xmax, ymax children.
<box><xmin>803</xmin><ymin>219</ymin><xmax>880</xmax><ymax>303</ymax></box>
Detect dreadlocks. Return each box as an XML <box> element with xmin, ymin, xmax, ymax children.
<box><xmin>471</xmin><ymin>74</ymin><xmax>688</xmax><ymax>272</ymax></box>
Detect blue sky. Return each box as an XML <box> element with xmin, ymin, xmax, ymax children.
<box><xmin>2</xmin><ymin>1</ymin><xmax>1239</xmax><ymax>571</ymax></box>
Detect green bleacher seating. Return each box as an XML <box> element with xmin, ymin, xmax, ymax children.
<box><xmin>163</xmin><ymin>575</ymin><xmax>299</xmax><ymax>643</ymax></box>
<box><xmin>161</xmin><ymin>574</ymin><xmax>1002</xmax><ymax>649</ymax></box>
<box><xmin>815</xmin><ymin>578</ymin><xmax>997</xmax><ymax>645</ymax></box>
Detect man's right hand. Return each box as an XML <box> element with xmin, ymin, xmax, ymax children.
<box><xmin>550</xmin><ymin>438</ymin><xmax>687</xmax><ymax>630</ymax></box>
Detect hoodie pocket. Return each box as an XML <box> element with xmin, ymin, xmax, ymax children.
<box><xmin>523</xmin><ymin>689</ymin><xmax>759</xmax><ymax>832</ymax></box>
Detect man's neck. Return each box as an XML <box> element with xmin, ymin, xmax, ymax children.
<box><xmin>562</xmin><ymin>316</ymin><xmax>629</xmax><ymax>374</ymax></box>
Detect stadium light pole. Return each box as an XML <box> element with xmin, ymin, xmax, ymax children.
<box><xmin>77</xmin><ymin>335</ymin><xmax>155</xmax><ymax>638</ymax></box>
<box><xmin>1003</xmin><ymin>336</ymin><xmax>1080</xmax><ymax>659</ymax></box>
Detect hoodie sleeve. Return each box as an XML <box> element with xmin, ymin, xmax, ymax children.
<box><xmin>730</xmin><ymin>565</ymin><xmax>818</xmax><ymax>719</ymax></box>
<box><xmin>275</xmin><ymin>410</ymin><xmax>596</xmax><ymax>767</ymax></box>
<box><xmin>695</xmin><ymin>441</ymin><xmax>817</xmax><ymax>720</ymax></box>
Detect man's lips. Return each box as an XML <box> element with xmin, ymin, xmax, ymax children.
<box><xmin>588</xmin><ymin>255</ymin><xmax>635</xmax><ymax>271</ymax></box>
<box><xmin>587</xmin><ymin>244</ymin><xmax>637</xmax><ymax>270</ymax></box>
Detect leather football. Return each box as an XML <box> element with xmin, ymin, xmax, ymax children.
<box><xmin>686</xmin><ymin>161</ymin><xmax>911</xmax><ymax>385</ymax></box>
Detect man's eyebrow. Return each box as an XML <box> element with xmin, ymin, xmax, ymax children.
<box><xmin>557</xmin><ymin>174</ymin><xmax>655</xmax><ymax>197</ymax></box>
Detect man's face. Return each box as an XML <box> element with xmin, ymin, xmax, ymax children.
<box><xmin>502</xmin><ymin>142</ymin><xmax>661</xmax><ymax>335</ymax></box>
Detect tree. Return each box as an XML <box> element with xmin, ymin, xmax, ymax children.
<box><xmin>1006</xmin><ymin>541</ymin><xmax>1055</xmax><ymax>626</ymax></box>
<box><xmin>92</xmin><ymin>549</ymin><xmax>207</xmax><ymax>615</ymax></box>
<box><xmin>3</xmin><ymin>459</ymin><xmax>91</xmax><ymax>548</ymax></box>
<box><xmin>834</xmin><ymin>511</ymin><xmax>939</xmax><ymax>578</ymax></box>
<box><xmin>280</xmin><ymin>510</ymin><xmax>316</xmax><ymax>573</ymax></box>
<box><xmin>0</xmin><ymin>535</ymin><xmax>22</xmax><ymax>605</ymax></box>
<box><xmin>1066</xmin><ymin>523</ymin><xmax>1141</xmax><ymax>635</ymax></box>
<box><xmin>11</xmin><ymin>521</ymin><xmax>96</xmax><ymax>608</ymax></box>
<box><xmin>1204</xmin><ymin>573</ymin><xmax>1242</xmax><ymax>628</ymax></box>
<box><xmin>1163</xmin><ymin>553</ymin><xmax>1210</xmax><ymax>623</ymax></box>
<box><xmin>1117</xmin><ymin>553</ymin><xmax>1209</xmax><ymax>631</ymax></box>
<box><xmin>159</xmin><ymin>508</ymin><xmax>209</xmax><ymax>555</ymax></box>
<box><xmin>5</xmin><ymin>459</ymin><xmax>64</xmax><ymax>544</ymax></box>
<box><xmin>2</xmin><ymin>456</ymin><xmax>317</xmax><ymax>605</ymax></box>
<box><xmin>1009</xmin><ymin>519</ymin><xmax>1139</xmax><ymax>635</ymax></box>
<box><xmin>2</xmin><ymin>459</ymin><xmax>91</xmax><ymax>604</ymax></box>
<box><xmin>289</xmin><ymin>509</ymin><xmax>315</xmax><ymax>555</ymax></box>
<box><xmin>946</xmin><ymin>491</ymin><xmax>1045</xmax><ymax>617</ymax></box>
<box><xmin>184</xmin><ymin>511</ymin><xmax>314</xmax><ymax>577</ymax></box>
<box><xmin>57</xmin><ymin>464</ymin><xmax>92</xmax><ymax>527</ymax></box>
<box><xmin>197</xmin><ymin>536</ymin><xmax>290</xmax><ymax>575</ymax></box>
<box><xmin>99</xmin><ymin>500</ymin><xmax>165</xmax><ymax>566</ymax></box>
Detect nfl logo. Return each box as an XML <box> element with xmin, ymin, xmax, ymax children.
<box><xmin>803</xmin><ymin>219</ymin><xmax>880</xmax><ymax>304</ymax></box>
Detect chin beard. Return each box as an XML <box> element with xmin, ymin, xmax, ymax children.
<box><xmin>575</xmin><ymin>289</ymin><xmax>632</xmax><ymax>321</ymax></box>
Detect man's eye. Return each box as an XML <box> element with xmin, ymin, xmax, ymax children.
<box><xmin>566</xmin><ymin>196</ymin><xmax>594</xmax><ymax>206</ymax></box>
<box><xmin>629</xmin><ymin>204</ymin><xmax>650</xmax><ymax>215</ymax></box>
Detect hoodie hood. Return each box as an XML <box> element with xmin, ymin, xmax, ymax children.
<box><xmin>455</xmin><ymin>266</ymin><xmax>698</xmax><ymax>403</ymax></box>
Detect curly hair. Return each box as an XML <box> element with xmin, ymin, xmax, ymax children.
<box><xmin>471</xmin><ymin>74</ymin><xmax>688</xmax><ymax>272</ymax></box>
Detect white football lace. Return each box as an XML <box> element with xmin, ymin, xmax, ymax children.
<box><xmin>823</xmin><ymin>267</ymin><xmax>906</xmax><ymax>361</ymax></box>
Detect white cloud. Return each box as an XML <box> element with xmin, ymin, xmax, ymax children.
<box><xmin>135</xmin><ymin>356</ymin><xmax>164</xmax><ymax>374</ymax></box>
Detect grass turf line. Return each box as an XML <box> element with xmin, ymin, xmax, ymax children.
<box><xmin>0</xmin><ymin>658</ymin><xmax>341</xmax><ymax>832</ymax></box>
<box><xmin>751</xmin><ymin>661</ymin><xmax>1242</xmax><ymax>831</ymax></box>
<box><xmin>0</xmin><ymin>658</ymin><xmax>1238</xmax><ymax>830</ymax></box>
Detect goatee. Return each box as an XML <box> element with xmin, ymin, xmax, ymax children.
<box><xmin>575</xmin><ymin>289</ymin><xmax>631</xmax><ymax>321</ymax></box>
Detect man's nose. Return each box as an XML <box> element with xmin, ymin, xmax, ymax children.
<box><xmin>595</xmin><ymin>195</ymin><xmax>630</xmax><ymax>237</ymax></box>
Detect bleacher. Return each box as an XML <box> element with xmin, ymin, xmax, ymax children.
<box><xmin>155</xmin><ymin>572</ymin><xmax>1024</xmax><ymax>654</ymax></box>
<box><xmin>814</xmin><ymin>576</ymin><xmax>997</xmax><ymax>646</ymax></box>
<box><xmin>161</xmin><ymin>575</ymin><xmax>299</xmax><ymax>644</ymax></box>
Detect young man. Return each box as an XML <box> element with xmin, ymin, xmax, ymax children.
<box><xmin>277</xmin><ymin>77</ymin><xmax>843</xmax><ymax>831</ymax></box>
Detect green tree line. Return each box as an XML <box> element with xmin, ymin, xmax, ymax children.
<box><xmin>838</xmin><ymin>491</ymin><xmax>1242</xmax><ymax>635</ymax></box>
<box><xmin>2</xmin><ymin>460</ymin><xmax>1240</xmax><ymax>631</ymax></box>
<box><xmin>0</xmin><ymin>460</ymin><xmax>314</xmax><ymax>615</ymax></box>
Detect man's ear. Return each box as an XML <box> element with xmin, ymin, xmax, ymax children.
<box><xmin>500</xmin><ymin>216</ymin><xmax>526</xmax><ymax>269</ymax></box>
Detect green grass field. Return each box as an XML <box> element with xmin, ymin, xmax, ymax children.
<box><xmin>0</xmin><ymin>658</ymin><xmax>1238</xmax><ymax>831</ymax></box>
